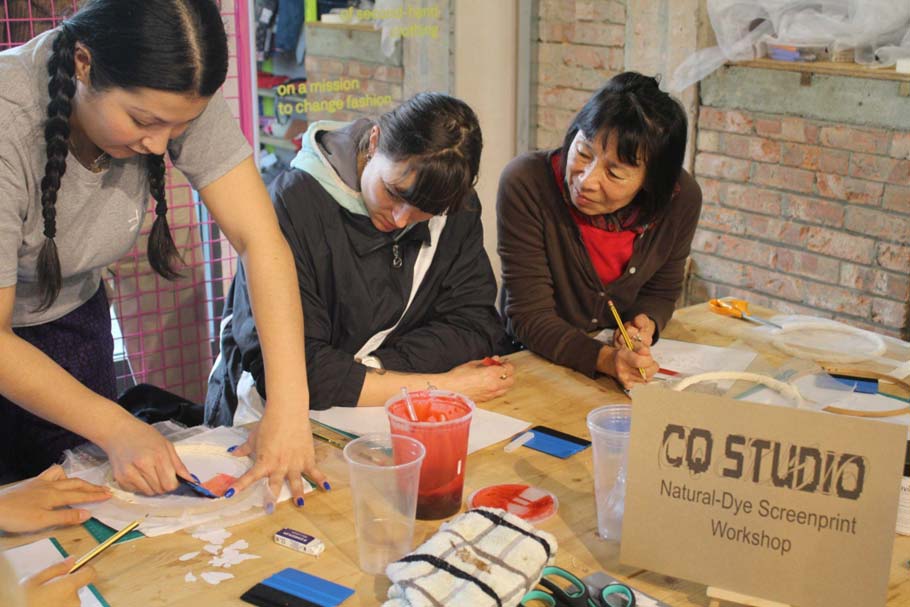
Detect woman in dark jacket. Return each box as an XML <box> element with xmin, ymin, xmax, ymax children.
<box><xmin>497</xmin><ymin>72</ymin><xmax>702</xmax><ymax>389</ymax></box>
<box><xmin>207</xmin><ymin>93</ymin><xmax>513</xmax><ymax>422</ymax></box>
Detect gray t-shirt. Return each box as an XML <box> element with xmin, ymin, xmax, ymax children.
<box><xmin>0</xmin><ymin>29</ymin><xmax>252</xmax><ymax>327</ymax></box>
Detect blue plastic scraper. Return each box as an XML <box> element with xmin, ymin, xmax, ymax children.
<box><xmin>241</xmin><ymin>568</ymin><xmax>355</xmax><ymax>607</ymax></box>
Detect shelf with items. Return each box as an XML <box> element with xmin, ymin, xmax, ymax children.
<box><xmin>257</xmin><ymin>87</ymin><xmax>306</xmax><ymax>104</ymax></box>
<box><xmin>736</xmin><ymin>57</ymin><xmax>910</xmax><ymax>83</ymax></box>
<box><xmin>258</xmin><ymin>134</ymin><xmax>299</xmax><ymax>151</ymax></box>
<box><xmin>255</xmin><ymin>56</ymin><xmax>307</xmax><ymax>179</ymax></box>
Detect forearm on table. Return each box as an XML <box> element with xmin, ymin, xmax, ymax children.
<box><xmin>510</xmin><ymin>310</ymin><xmax>603</xmax><ymax>376</ymax></box>
<box><xmin>358</xmin><ymin>368</ymin><xmax>439</xmax><ymax>406</ymax></box>
<box><xmin>240</xmin><ymin>238</ymin><xmax>310</xmax><ymax>415</ymax></box>
<box><xmin>0</xmin><ymin>331</ymin><xmax>135</xmax><ymax>447</ymax></box>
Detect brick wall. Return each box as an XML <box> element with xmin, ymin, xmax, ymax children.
<box><xmin>690</xmin><ymin>106</ymin><xmax>910</xmax><ymax>337</ymax></box>
<box><xmin>532</xmin><ymin>0</ymin><xmax>626</xmax><ymax>149</ymax></box>
<box><xmin>302</xmin><ymin>56</ymin><xmax>403</xmax><ymax>122</ymax></box>
<box><xmin>302</xmin><ymin>24</ymin><xmax>403</xmax><ymax>123</ymax></box>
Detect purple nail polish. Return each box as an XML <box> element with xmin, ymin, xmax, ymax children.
<box><xmin>224</xmin><ymin>488</ymin><xmax>235</xmax><ymax>498</ymax></box>
<box><xmin>227</xmin><ymin>445</ymin><xmax>238</xmax><ymax>453</ymax></box>
<box><xmin>296</xmin><ymin>497</ymin><xmax>304</xmax><ymax>507</ymax></box>
<box><xmin>323</xmin><ymin>481</ymin><xmax>332</xmax><ymax>491</ymax></box>
<box><xmin>191</xmin><ymin>473</ymin><xmax>200</xmax><ymax>482</ymax></box>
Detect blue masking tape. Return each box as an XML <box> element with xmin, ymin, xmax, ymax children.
<box><xmin>524</xmin><ymin>432</ymin><xmax>589</xmax><ymax>459</ymax></box>
<box><xmin>832</xmin><ymin>375</ymin><xmax>878</xmax><ymax>395</ymax></box>
<box><xmin>261</xmin><ymin>568</ymin><xmax>355</xmax><ymax>607</ymax></box>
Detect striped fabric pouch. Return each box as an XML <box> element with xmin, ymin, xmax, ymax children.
<box><xmin>383</xmin><ymin>507</ymin><xmax>558</xmax><ymax>607</ymax></box>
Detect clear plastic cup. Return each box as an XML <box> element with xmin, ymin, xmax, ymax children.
<box><xmin>385</xmin><ymin>390</ymin><xmax>474</xmax><ymax>520</ymax></box>
<box><xmin>343</xmin><ymin>433</ymin><xmax>425</xmax><ymax>574</ymax></box>
<box><xmin>587</xmin><ymin>404</ymin><xmax>632</xmax><ymax>541</ymax></box>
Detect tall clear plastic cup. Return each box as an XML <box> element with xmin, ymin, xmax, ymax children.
<box><xmin>587</xmin><ymin>404</ymin><xmax>632</xmax><ymax>541</ymax></box>
<box><xmin>343</xmin><ymin>433</ymin><xmax>425</xmax><ymax>574</ymax></box>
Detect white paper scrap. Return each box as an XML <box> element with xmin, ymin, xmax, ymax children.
<box><xmin>208</xmin><ymin>550</ymin><xmax>261</xmax><ymax>568</ymax></box>
<box><xmin>192</xmin><ymin>528</ymin><xmax>231</xmax><ymax>545</ymax></box>
<box><xmin>203</xmin><ymin>544</ymin><xmax>221</xmax><ymax>555</ymax></box>
<box><xmin>179</xmin><ymin>551</ymin><xmax>200</xmax><ymax>561</ymax></box>
<box><xmin>185</xmin><ymin>572</ymin><xmax>197</xmax><ymax>583</ymax></box>
<box><xmin>224</xmin><ymin>539</ymin><xmax>249</xmax><ymax>551</ymax></box>
<box><xmin>201</xmin><ymin>571</ymin><xmax>234</xmax><ymax>585</ymax></box>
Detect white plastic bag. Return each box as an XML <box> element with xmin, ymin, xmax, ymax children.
<box><xmin>670</xmin><ymin>0</ymin><xmax>910</xmax><ymax>92</ymax></box>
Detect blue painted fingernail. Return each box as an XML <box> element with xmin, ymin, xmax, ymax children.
<box><xmin>265</xmin><ymin>502</ymin><xmax>275</xmax><ymax>515</ymax></box>
<box><xmin>296</xmin><ymin>497</ymin><xmax>304</xmax><ymax>507</ymax></box>
<box><xmin>227</xmin><ymin>445</ymin><xmax>238</xmax><ymax>453</ymax></box>
<box><xmin>191</xmin><ymin>473</ymin><xmax>200</xmax><ymax>482</ymax></box>
<box><xmin>224</xmin><ymin>488</ymin><xmax>235</xmax><ymax>498</ymax></box>
<box><xmin>323</xmin><ymin>481</ymin><xmax>332</xmax><ymax>491</ymax></box>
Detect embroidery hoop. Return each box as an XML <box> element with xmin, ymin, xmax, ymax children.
<box><xmin>770</xmin><ymin>321</ymin><xmax>886</xmax><ymax>364</ymax></box>
<box><xmin>102</xmin><ymin>443</ymin><xmax>257</xmax><ymax>517</ymax></box>
<box><xmin>672</xmin><ymin>371</ymin><xmax>806</xmax><ymax>408</ymax></box>
<box><xmin>672</xmin><ymin>370</ymin><xmax>910</xmax><ymax>418</ymax></box>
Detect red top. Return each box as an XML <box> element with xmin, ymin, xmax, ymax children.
<box><xmin>550</xmin><ymin>154</ymin><xmax>637</xmax><ymax>287</ymax></box>
<box><xmin>572</xmin><ymin>222</ymin><xmax>635</xmax><ymax>286</ymax></box>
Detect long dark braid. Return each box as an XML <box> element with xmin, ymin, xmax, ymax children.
<box><xmin>33</xmin><ymin>0</ymin><xmax>229</xmax><ymax>306</ymax></box>
<box><xmin>36</xmin><ymin>24</ymin><xmax>77</xmax><ymax>311</ymax></box>
<box><xmin>146</xmin><ymin>154</ymin><xmax>182</xmax><ymax>279</ymax></box>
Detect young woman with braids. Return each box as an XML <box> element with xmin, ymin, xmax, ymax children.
<box><xmin>0</xmin><ymin>0</ymin><xmax>327</xmax><ymax>505</ymax></box>
<box><xmin>207</xmin><ymin>93</ymin><xmax>514</xmax><ymax>421</ymax></box>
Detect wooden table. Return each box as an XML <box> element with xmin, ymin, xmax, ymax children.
<box><xmin>3</xmin><ymin>303</ymin><xmax>909</xmax><ymax>606</ymax></box>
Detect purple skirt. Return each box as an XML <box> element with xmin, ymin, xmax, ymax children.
<box><xmin>0</xmin><ymin>284</ymin><xmax>117</xmax><ymax>482</ymax></box>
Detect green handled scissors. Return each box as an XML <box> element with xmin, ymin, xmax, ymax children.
<box><xmin>521</xmin><ymin>566</ymin><xmax>636</xmax><ymax>607</ymax></box>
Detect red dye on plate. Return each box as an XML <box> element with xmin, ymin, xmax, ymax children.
<box><xmin>468</xmin><ymin>484</ymin><xmax>558</xmax><ymax>523</ymax></box>
<box><xmin>202</xmin><ymin>473</ymin><xmax>238</xmax><ymax>497</ymax></box>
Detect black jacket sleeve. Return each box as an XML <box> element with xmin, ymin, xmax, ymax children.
<box><xmin>272</xmin><ymin>187</ymin><xmax>367</xmax><ymax>411</ymax></box>
<box><xmin>372</xmin><ymin>198</ymin><xmax>506</xmax><ymax>373</ymax></box>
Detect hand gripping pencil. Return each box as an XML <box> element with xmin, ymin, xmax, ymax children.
<box><xmin>607</xmin><ymin>300</ymin><xmax>648</xmax><ymax>381</ymax></box>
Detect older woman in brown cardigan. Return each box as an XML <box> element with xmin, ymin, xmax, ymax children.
<box><xmin>497</xmin><ymin>72</ymin><xmax>702</xmax><ymax>389</ymax></box>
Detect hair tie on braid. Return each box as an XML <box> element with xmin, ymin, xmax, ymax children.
<box><xmin>146</xmin><ymin>154</ymin><xmax>183</xmax><ymax>280</ymax></box>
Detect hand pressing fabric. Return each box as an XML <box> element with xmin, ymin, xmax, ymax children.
<box><xmin>0</xmin><ymin>465</ymin><xmax>111</xmax><ymax>533</ymax></box>
<box><xmin>226</xmin><ymin>408</ymin><xmax>328</xmax><ymax>507</ymax></box>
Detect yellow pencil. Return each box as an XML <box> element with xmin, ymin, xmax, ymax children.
<box><xmin>607</xmin><ymin>300</ymin><xmax>648</xmax><ymax>380</ymax></box>
<box><xmin>69</xmin><ymin>518</ymin><xmax>142</xmax><ymax>574</ymax></box>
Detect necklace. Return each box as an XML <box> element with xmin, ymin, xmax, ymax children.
<box><xmin>67</xmin><ymin>132</ymin><xmax>110</xmax><ymax>173</ymax></box>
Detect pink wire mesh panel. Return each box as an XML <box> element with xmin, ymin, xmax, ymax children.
<box><xmin>0</xmin><ymin>0</ymin><xmax>75</xmax><ymax>49</ymax></box>
<box><xmin>2</xmin><ymin>0</ymin><xmax>253</xmax><ymax>403</ymax></box>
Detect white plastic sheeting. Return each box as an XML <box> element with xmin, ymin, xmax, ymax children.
<box><xmin>669</xmin><ymin>0</ymin><xmax>910</xmax><ymax>92</ymax></box>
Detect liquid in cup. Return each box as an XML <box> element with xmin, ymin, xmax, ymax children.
<box><xmin>386</xmin><ymin>390</ymin><xmax>474</xmax><ymax>520</ymax></box>
<box><xmin>343</xmin><ymin>433</ymin><xmax>425</xmax><ymax>574</ymax></box>
<box><xmin>587</xmin><ymin>404</ymin><xmax>632</xmax><ymax>541</ymax></box>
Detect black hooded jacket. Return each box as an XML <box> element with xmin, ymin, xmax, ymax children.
<box><xmin>205</xmin><ymin>125</ymin><xmax>505</xmax><ymax>424</ymax></box>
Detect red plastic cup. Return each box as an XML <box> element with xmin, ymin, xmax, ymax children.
<box><xmin>385</xmin><ymin>390</ymin><xmax>475</xmax><ymax>520</ymax></box>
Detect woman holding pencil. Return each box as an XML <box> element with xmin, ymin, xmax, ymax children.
<box><xmin>497</xmin><ymin>72</ymin><xmax>702</xmax><ymax>389</ymax></box>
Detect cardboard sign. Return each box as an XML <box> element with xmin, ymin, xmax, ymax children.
<box><xmin>621</xmin><ymin>384</ymin><xmax>905</xmax><ymax>607</ymax></box>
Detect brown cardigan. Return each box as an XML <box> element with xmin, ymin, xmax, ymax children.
<box><xmin>497</xmin><ymin>149</ymin><xmax>702</xmax><ymax>378</ymax></box>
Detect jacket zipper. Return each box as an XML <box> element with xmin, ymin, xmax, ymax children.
<box><xmin>391</xmin><ymin>243</ymin><xmax>403</xmax><ymax>269</ymax></box>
